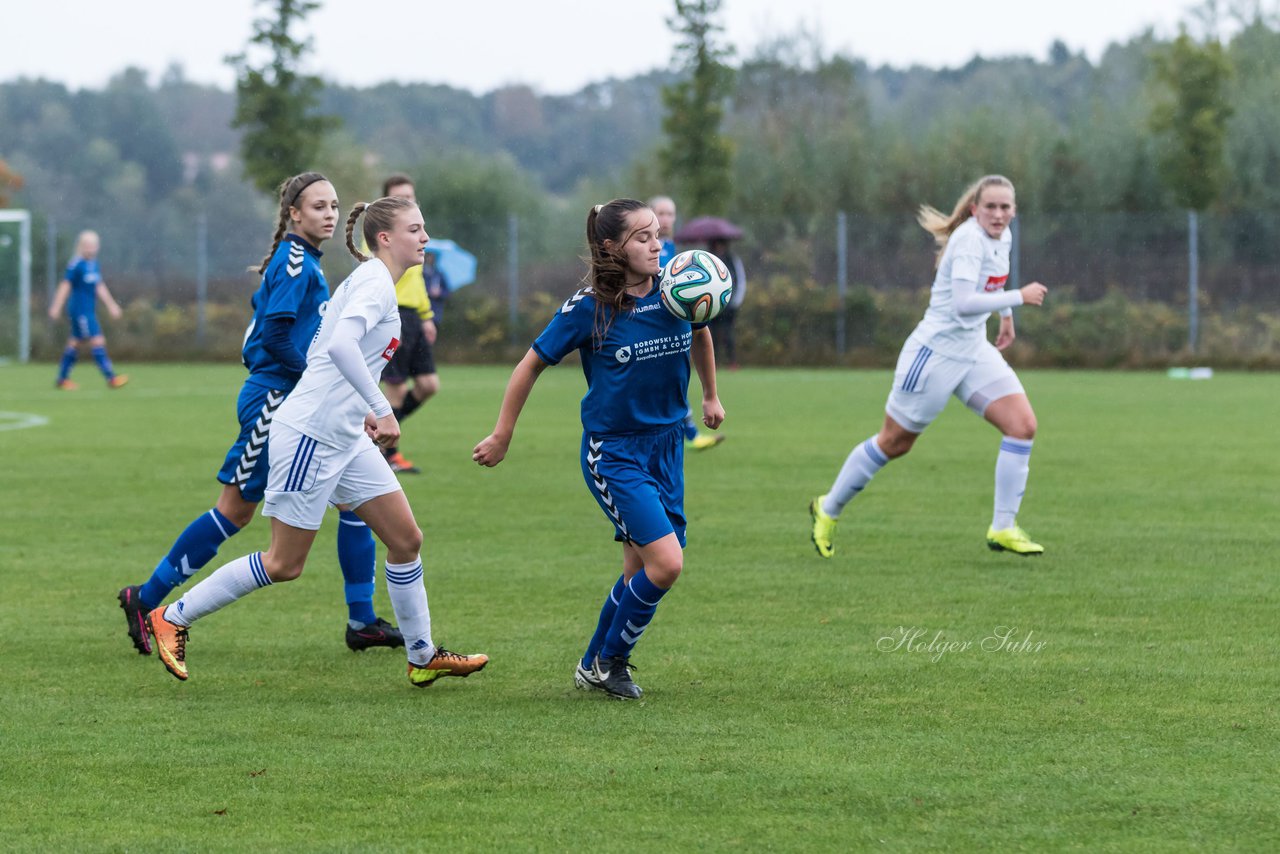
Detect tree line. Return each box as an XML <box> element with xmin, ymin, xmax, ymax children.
<box><xmin>3</xmin><ymin>1</ymin><xmax>1280</xmax><ymax>370</ymax></box>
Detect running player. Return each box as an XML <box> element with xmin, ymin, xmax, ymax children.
<box><xmin>473</xmin><ymin>198</ymin><xmax>724</xmax><ymax>700</ymax></box>
<box><xmin>809</xmin><ymin>174</ymin><xmax>1048</xmax><ymax>557</ymax></box>
<box><xmin>117</xmin><ymin>173</ymin><xmax>402</xmax><ymax>657</ymax></box>
<box><xmin>649</xmin><ymin>194</ymin><xmax>724</xmax><ymax>453</ymax></box>
<box><xmin>47</xmin><ymin>230</ymin><xmax>128</xmax><ymax>389</ymax></box>
<box><xmin>376</xmin><ymin>173</ymin><xmax>438</xmax><ymax>474</ymax></box>
<box><xmin>145</xmin><ymin>195</ymin><xmax>488</xmax><ymax>687</ymax></box>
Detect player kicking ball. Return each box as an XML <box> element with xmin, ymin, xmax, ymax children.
<box><xmin>146</xmin><ymin>195</ymin><xmax>488</xmax><ymax>687</ymax></box>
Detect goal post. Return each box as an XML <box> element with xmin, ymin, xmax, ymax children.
<box><xmin>0</xmin><ymin>209</ymin><xmax>32</xmax><ymax>364</ymax></box>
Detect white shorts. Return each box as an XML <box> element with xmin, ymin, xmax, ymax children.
<box><xmin>885</xmin><ymin>337</ymin><xmax>1024</xmax><ymax>433</ymax></box>
<box><xmin>262</xmin><ymin>424</ymin><xmax>401</xmax><ymax>530</ymax></box>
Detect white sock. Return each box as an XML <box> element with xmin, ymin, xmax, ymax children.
<box><xmin>993</xmin><ymin>437</ymin><xmax>1034</xmax><ymax>530</ymax></box>
<box><xmin>823</xmin><ymin>436</ymin><xmax>889</xmax><ymax>518</ymax></box>
<box><xmin>165</xmin><ymin>551</ymin><xmax>273</xmax><ymax>627</ymax></box>
<box><xmin>386</xmin><ymin>558</ymin><xmax>434</xmax><ymax>665</ymax></box>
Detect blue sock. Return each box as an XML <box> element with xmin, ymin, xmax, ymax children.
<box><xmin>581</xmin><ymin>574</ymin><xmax>626</xmax><ymax>669</ymax></box>
<box><xmin>600</xmin><ymin>569</ymin><xmax>669</xmax><ymax>661</ymax></box>
<box><xmin>338</xmin><ymin>510</ymin><xmax>378</xmax><ymax>626</ymax></box>
<box><xmin>91</xmin><ymin>345</ymin><xmax>115</xmax><ymax>379</ymax></box>
<box><xmin>138</xmin><ymin>508</ymin><xmax>240</xmax><ymax>609</ymax></box>
<box><xmin>683</xmin><ymin>412</ymin><xmax>699</xmax><ymax>440</ymax></box>
<box><xmin>57</xmin><ymin>346</ymin><xmax>77</xmax><ymax>381</ymax></box>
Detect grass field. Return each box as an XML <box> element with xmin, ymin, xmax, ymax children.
<box><xmin>1</xmin><ymin>362</ymin><xmax>1277</xmax><ymax>851</ymax></box>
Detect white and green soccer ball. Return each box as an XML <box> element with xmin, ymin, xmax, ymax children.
<box><xmin>658</xmin><ymin>249</ymin><xmax>734</xmax><ymax>323</ymax></box>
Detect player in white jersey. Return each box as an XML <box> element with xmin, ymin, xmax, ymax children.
<box><xmin>809</xmin><ymin>175</ymin><xmax>1049</xmax><ymax>557</ymax></box>
<box><xmin>145</xmin><ymin>196</ymin><xmax>489</xmax><ymax>687</ymax></box>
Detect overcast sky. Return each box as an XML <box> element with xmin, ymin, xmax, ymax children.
<box><xmin>3</xmin><ymin>0</ymin><xmax>1198</xmax><ymax>94</ymax></box>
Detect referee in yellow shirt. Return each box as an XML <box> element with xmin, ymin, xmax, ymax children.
<box><xmin>378</xmin><ymin>174</ymin><xmax>440</xmax><ymax>473</ymax></box>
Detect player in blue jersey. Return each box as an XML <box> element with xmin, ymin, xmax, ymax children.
<box><xmin>145</xmin><ymin>195</ymin><xmax>488</xmax><ymax>687</ymax></box>
<box><xmin>474</xmin><ymin>198</ymin><xmax>725</xmax><ymax>700</ymax></box>
<box><xmin>47</xmin><ymin>230</ymin><xmax>128</xmax><ymax>390</ymax></box>
<box><xmin>650</xmin><ymin>194</ymin><xmax>724</xmax><ymax>453</ymax></box>
<box><xmin>117</xmin><ymin>173</ymin><xmax>401</xmax><ymax>656</ymax></box>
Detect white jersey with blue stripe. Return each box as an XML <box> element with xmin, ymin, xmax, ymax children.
<box><xmin>911</xmin><ymin>218</ymin><xmax>1013</xmax><ymax>359</ymax></box>
<box><xmin>273</xmin><ymin>258</ymin><xmax>401</xmax><ymax>449</ymax></box>
<box><xmin>241</xmin><ymin>234</ymin><xmax>329</xmax><ymax>388</ymax></box>
<box><xmin>533</xmin><ymin>283</ymin><xmax>697</xmax><ymax>435</ymax></box>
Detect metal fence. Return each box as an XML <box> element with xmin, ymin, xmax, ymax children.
<box><xmin>5</xmin><ymin>209</ymin><xmax>1280</xmax><ymax>365</ymax></box>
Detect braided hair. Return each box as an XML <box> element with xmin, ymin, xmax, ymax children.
<box><xmin>344</xmin><ymin>196</ymin><xmax>418</xmax><ymax>262</ymax></box>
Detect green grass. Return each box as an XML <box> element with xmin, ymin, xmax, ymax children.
<box><xmin>1</xmin><ymin>362</ymin><xmax>1277</xmax><ymax>852</ymax></box>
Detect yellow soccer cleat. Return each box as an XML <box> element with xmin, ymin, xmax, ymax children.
<box><xmin>810</xmin><ymin>496</ymin><xmax>837</xmax><ymax>558</ymax></box>
<box><xmin>686</xmin><ymin>433</ymin><xmax>725</xmax><ymax>451</ymax></box>
<box><xmin>145</xmin><ymin>607</ymin><xmax>189</xmax><ymax>680</ymax></box>
<box><xmin>986</xmin><ymin>525</ymin><xmax>1045</xmax><ymax>556</ymax></box>
<box><xmin>408</xmin><ymin>648</ymin><xmax>489</xmax><ymax>687</ymax></box>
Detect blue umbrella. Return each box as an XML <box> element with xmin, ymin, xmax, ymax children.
<box><xmin>423</xmin><ymin>239</ymin><xmax>477</xmax><ymax>288</ymax></box>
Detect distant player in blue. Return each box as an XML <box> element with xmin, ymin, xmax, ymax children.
<box><xmin>650</xmin><ymin>194</ymin><xmax>725</xmax><ymax>453</ymax></box>
<box><xmin>47</xmin><ymin>230</ymin><xmax>128</xmax><ymax>390</ymax></box>
<box><xmin>117</xmin><ymin>172</ymin><xmax>401</xmax><ymax>656</ymax></box>
<box><xmin>474</xmin><ymin>198</ymin><xmax>725</xmax><ymax>700</ymax></box>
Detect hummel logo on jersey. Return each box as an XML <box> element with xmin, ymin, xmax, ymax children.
<box><xmin>984</xmin><ymin>274</ymin><xmax>1009</xmax><ymax>292</ymax></box>
<box><xmin>615</xmin><ymin>346</ymin><xmax>632</xmax><ymax>364</ymax></box>
<box><xmin>586</xmin><ymin>436</ymin><xmax>628</xmax><ymax>540</ymax></box>
<box><xmin>560</xmin><ymin>286</ymin><xmax>593</xmax><ymax>314</ymax></box>
<box><xmin>232</xmin><ymin>389</ymin><xmax>285</xmax><ymax>485</ymax></box>
<box><xmin>382</xmin><ymin>338</ymin><xmax>400</xmax><ymax>361</ymax></box>
<box><xmin>286</xmin><ymin>242</ymin><xmax>305</xmax><ymax>277</ymax></box>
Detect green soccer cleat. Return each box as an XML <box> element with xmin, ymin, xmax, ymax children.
<box><xmin>810</xmin><ymin>496</ymin><xmax>837</xmax><ymax>558</ymax></box>
<box><xmin>986</xmin><ymin>525</ymin><xmax>1044</xmax><ymax>556</ymax></box>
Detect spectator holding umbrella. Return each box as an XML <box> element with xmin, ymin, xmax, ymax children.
<box><xmin>706</xmin><ymin>236</ymin><xmax>746</xmax><ymax>370</ymax></box>
<box><xmin>651</xmin><ymin>196</ymin><xmax>724</xmax><ymax>451</ymax></box>
<box><xmin>675</xmin><ymin>217</ymin><xmax>746</xmax><ymax>370</ymax></box>
<box><xmin>420</xmin><ymin>238</ymin><xmax>476</xmax><ymax>333</ymax></box>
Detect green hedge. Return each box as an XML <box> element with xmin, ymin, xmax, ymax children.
<box><xmin>25</xmin><ymin>279</ymin><xmax>1280</xmax><ymax>369</ymax></box>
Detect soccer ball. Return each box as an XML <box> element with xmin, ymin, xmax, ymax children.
<box><xmin>658</xmin><ymin>249</ymin><xmax>734</xmax><ymax>323</ymax></box>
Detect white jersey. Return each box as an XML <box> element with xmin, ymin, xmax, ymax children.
<box><xmin>909</xmin><ymin>218</ymin><xmax>1019</xmax><ymax>359</ymax></box>
<box><xmin>274</xmin><ymin>258</ymin><xmax>401</xmax><ymax>449</ymax></box>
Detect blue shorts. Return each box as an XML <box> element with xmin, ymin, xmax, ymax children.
<box><xmin>580</xmin><ymin>422</ymin><xmax>686</xmax><ymax>548</ymax></box>
<box><xmin>70</xmin><ymin>313</ymin><xmax>102</xmax><ymax>339</ymax></box>
<box><xmin>216</xmin><ymin>379</ymin><xmax>288</xmax><ymax>503</ymax></box>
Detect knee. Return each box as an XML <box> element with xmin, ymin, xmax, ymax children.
<box><xmin>1005</xmin><ymin>414</ymin><xmax>1037</xmax><ymax>441</ymax></box>
<box><xmin>263</xmin><ymin>552</ymin><xmax>306</xmax><ymax>582</ymax></box>
<box><xmin>385</xmin><ymin>524</ymin><xmax>424</xmax><ymax>560</ymax></box>
<box><xmin>878</xmin><ymin>432</ymin><xmax>916</xmax><ymax>459</ymax></box>
<box><xmin>216</xmin><ymin>493</ymin><xmax>257</xmax><ymax>529</ymax></box>
<box><xmin>417</xmin><ymin>375</ymin><xmax>439</xmax><ymax>399</ymax></box>
<box><xmin>644</xmin><ymin>559</ymin><xmax>683</xmax><ymax>589</ymax></box>
<box><xmin>224</xmin><ymin>505</ymin><xmax>256</xmax><ymax>529</ymax></box>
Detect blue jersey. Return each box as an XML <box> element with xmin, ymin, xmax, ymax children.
<box><xmin>65</xmin><ymin>256</ymin><xmax>101</xmax><ymax>317</ymax></box>
<box><xmin>241</xmin><ymin>234</ymin><xmax>328</xmax><ymax>388</ymax></box>
<box><xmin>659</xmin><ymin>239</ymin><xmax>676</xmax><ymax>270</ymax></box>
<box><xmin>533</xmin><ymin>284</ymin><xmax>698</xmax><ymax>435</ymax></box>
